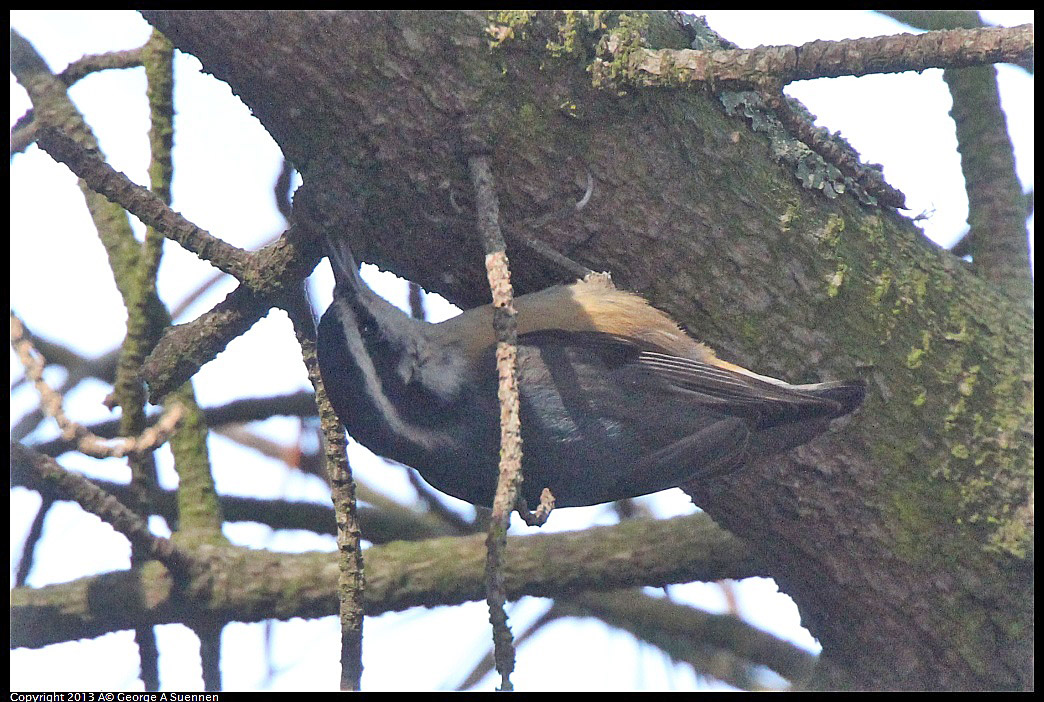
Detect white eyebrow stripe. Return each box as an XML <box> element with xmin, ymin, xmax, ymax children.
<box><xmin>333</xmin><ymin>302</ymin><xmax>450</xmax><ymax>451</ymax></box>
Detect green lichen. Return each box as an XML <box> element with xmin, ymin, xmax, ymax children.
<box><xmin>903</xmin><ymin>332</ymin><xmax>932</xmax><ymax>371</ymax></box>
<box><xmin>988</xmin><ymin>499</ymin><xmax>1032</xmax><ymax>558</ymax></box>
<box><xmin>906</xmin><ymin>346</ymin><xmax>925</xmax><ymax>369</ymax></box>
<box><xmin>818</xmin><ymin>214</ymin><xmax>845</xmax><ymax>248</ymax></box>
<box><xmin>869</xmin><ymin>269</ymin><xmax>893</xmax><ymax>307</ymax></box>
<box><xmin>906</xmin><ymin>268</ymin><xmax>930</xmax><ymax>306</ymax></box>
<box><xmin>887</xmin><ymin>472</ymin><xmax>962</xmax><ymax>563</ymax></box>
<box><xmin>861</xmin><ymin>213</ymin><xmax>886</xmax><ymax>247</ymax></box>
<box><xmin>944</xmin><ymin>396</ymin><xmax>967</xmax><ymax>434</ymax></box>
<box><xmin>546</xmin><ymin>10</ymin><xmax>609</xmax><ymax>58</ymax></box>
<box><xmin>957</xmin><ymin>365</ymin><xmax>980</xmax><ymax>397</ymax></box>
<box><xmin>826</xmin><ymin>263</ymin><xmax>848</xmax><ymax>298</ymax></box>
<box><xmin>778</xmin><ymin>201</ymin><xmax>800</xmax><ymax>233</ymax></box>
<box><xmin>911</xmin><ymin>386</ymin><xmax>927</xmax><ymax>407</ymax></box>
<box><xmin>486</xmin><ymin>10</ymin><xmax>538</xmax><ymax>47</ymax></box>
<box><xmin>943</xmin><ymin>307</ymin><xmax>971</xmax><ymax>343</ymax></box>
<box><xmin>590</xmin><ymin>12</ymin><xmax>652</xmax><ymax>88</ymax></box>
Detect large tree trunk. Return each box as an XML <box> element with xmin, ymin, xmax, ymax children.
<box><xmin>123</xmin><ymin>10</ymin><xmax>1033</xmax><ymax>690</ymax></box>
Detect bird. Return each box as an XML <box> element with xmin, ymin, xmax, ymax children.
<box><xmin>316</xmin><ymin>235</ymin><xmax>865</xmax><ymax>510</ymax></box>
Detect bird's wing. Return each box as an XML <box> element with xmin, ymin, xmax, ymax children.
<box><xmin>520</xmin><ymin>330</ymin><xmax>849</xmax><ymax>429</ymax></box>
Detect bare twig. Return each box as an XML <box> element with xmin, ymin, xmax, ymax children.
<box><xmin>516</xmin><ymin>488</ymin><xmax>556</xmax><ymax>527</ymax></box>
<box><xmin>10</xmin><ymin>443</ymin><xmax>193</xmax><ymax>573</ymax></box>
<box><xmin>11</xmin><ymin>47</ymin><xmax>145</xmax><ymax>155</ymax></box>
<box><xmin>32</xmin><ymin>127</ymin><xmax>253</xmax><ymax>280</ymax></box>
<box><xmin>754</xmin><ymin>81</ymin><xmax>907</xmax><ymax>209</ymax></box>
<box><xmin>503</xmin><ymin>169</ymin><xmax>596</xmax><ymax>279</ymax></box>
<box><xmin>28</xmin><ymin>391</ymin><xmax>319</xmax><ymax>458</ymax></box>
<box><xmin>597</xmin><ymin>23</ymin><xmax>1033</xmax><ymax>213</ymax></box>
<box><xmin>601</xmin><ymin>24</ymin><xmax>1034</xmax><ymax>88</ymax></box>
<box><xmin>468</xmin><ymin>152</ymin><xmax>524</xmax><ymax>692</ymax></box>
<box><xmin>281</xmin><ymin>283</ymin><xmax>365</xmax><ymax>691</ymax></box>
<box><xmin>13</xmin><ymin>495</ymin><xmax>53</xmax><ymax>587</ymax></box>
<box><xmin>11</xmin><ymin>312</ymin><xmax>184</xmax><ymax>458</ymax></box>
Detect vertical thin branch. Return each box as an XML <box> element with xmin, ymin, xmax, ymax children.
<box><xmin>138</xmin><ymin>30</ymin><xmax>225</xmax><ymax>541</ymax></box>
<box><xmin>283</xmin><ymin>283</ymin><xmax>365</xmax><ymax>691</ymax></box>
<box><xmin>119</xmin><ymin>29</ymin><xmax>175</xmax><ymax>518</ymax></box>
<box><xmin>468</xmin><ymin>152</ymin><xmax>523</xmax><ymax>692</ymax></box>
<box><xmin>127</xmin><ymin>29</ymin><xmax>178</xmax><ymax>692</ymax></box>
<box><xmin>13</xmin><ymin>495</ymin><xmax>53</xmax><ymax>587</ymax></box>
<box><xmin>880</xmin><ymin>11</ymin><xmax>1032</xmax><ymax>304</ymax></box>
<box><xmin>198</xmin><ymin>622</ymin><xmax>223</xmax><ymax>692</ymax></box>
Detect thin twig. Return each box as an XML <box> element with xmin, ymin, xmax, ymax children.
<box><xmin>598</xmin><ymin>23</ymin><xmax>1033</xmax><ymax>212</ymax></box>
<box><xmin>516</xmin><ymin>488</ymin><xmax>556</xmax><ymax>527</ymax></box>
<box><xmin>468</xmin><ymin>152</ymin><xmax>524</xmax><ymax>692</ymax></box>
<box><xmin>456</xmin><ymin>604</ymin><xmax>564</xmax><ymax>691</ymax></box>
<box><xmin>601</xmin><ymin>24</ymin><xmax>1034</xmax><ymax>87</ymax></box>
<box><xmin>11</xmin><ymin>312</ymin><xmax>184</xmax><ymax>458</ymax></box>
<box><xmin>28</xmin><ymin>390</ymin><xmax>319</xmax><ymax>458</ymax></box>
<box><xmin>503</xmin><ymin>169</ymin><xmax>596</xmax><ymax>279</ymax></box>
<box><xmin>32</xmin><ymin>127</ymin><xmax>254</xmax><ymax>280</ymax></box>
<box><xmin>10</xmin><ymin>443</ymin><xmax>193</xmax><ymax>573</ymax></box>
<box><xmin>13</xmin><ymin>495</ymin><xmax>53</xmax><ymax>587</ymax></box>
<box><xmin>755</xmin><ymin>81</ymin><xmax>907</xmax><ymax>209</ymax></box>
<box><xmin>11</xmin><ymin>47</ymin><xmax>145</xmax><ymax>155</ymax></box>
<box><xmin>281</xmin><ymin>282</ymin><xmax>365</xmax><ymax>691</ymax></box>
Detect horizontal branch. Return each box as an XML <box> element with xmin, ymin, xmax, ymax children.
<box><xmin>11</xmin><ymin>512</ymin><xmax>761</xmax><ymax>649</ymax></box>
<box><xmin>563</xmin><ymin>589</ymin><xmax>818</xmax><ymax>687</ymax></box>
<box><xmin>606</xmin><ymin>23</ymin><xmax>1034</xmax><ymax>88</ymax></box>
<box><xmin>11</xmin><ymin>461</ymin><xmax>466</xmax><ymax>546</ymax></box>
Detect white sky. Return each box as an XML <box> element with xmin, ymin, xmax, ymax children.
<box><xmin>9</xmin><ymin>9</ymin><xmax>1034</xmax><ymax>692</ymax></box>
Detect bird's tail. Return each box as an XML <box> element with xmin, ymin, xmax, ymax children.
<box><xmin>794</xmin><ymin>379</ymin><xmax>867</xmax><ymax>417</ymax></box>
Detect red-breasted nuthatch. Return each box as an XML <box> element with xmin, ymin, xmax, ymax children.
<box><xmin>317</xmin><ymin>236</ymin><xmax>865</xmax><ymax>509</ymax></box>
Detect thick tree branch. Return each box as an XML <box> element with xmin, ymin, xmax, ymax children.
<box><xmin>11</xmin><ymin>512</ymin><xmax>759</xmax><ymax>649</ymax></box>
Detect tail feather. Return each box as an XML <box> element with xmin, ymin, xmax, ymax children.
<box><xmin>802</xmin><ymin>379</ymin><xmax>867</xmax><ymax>417</ymax></box>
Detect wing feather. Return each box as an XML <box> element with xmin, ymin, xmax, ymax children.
<box><xmin>520</xmin><ymin>330</ymin><xmax>849</xmax><ymax>429</ymax></box>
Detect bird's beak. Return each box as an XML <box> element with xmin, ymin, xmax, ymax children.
<box><xmin>324</xmin><ymin>233</ymin><xmax>361</xmax><ymax>291</ymax></box>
